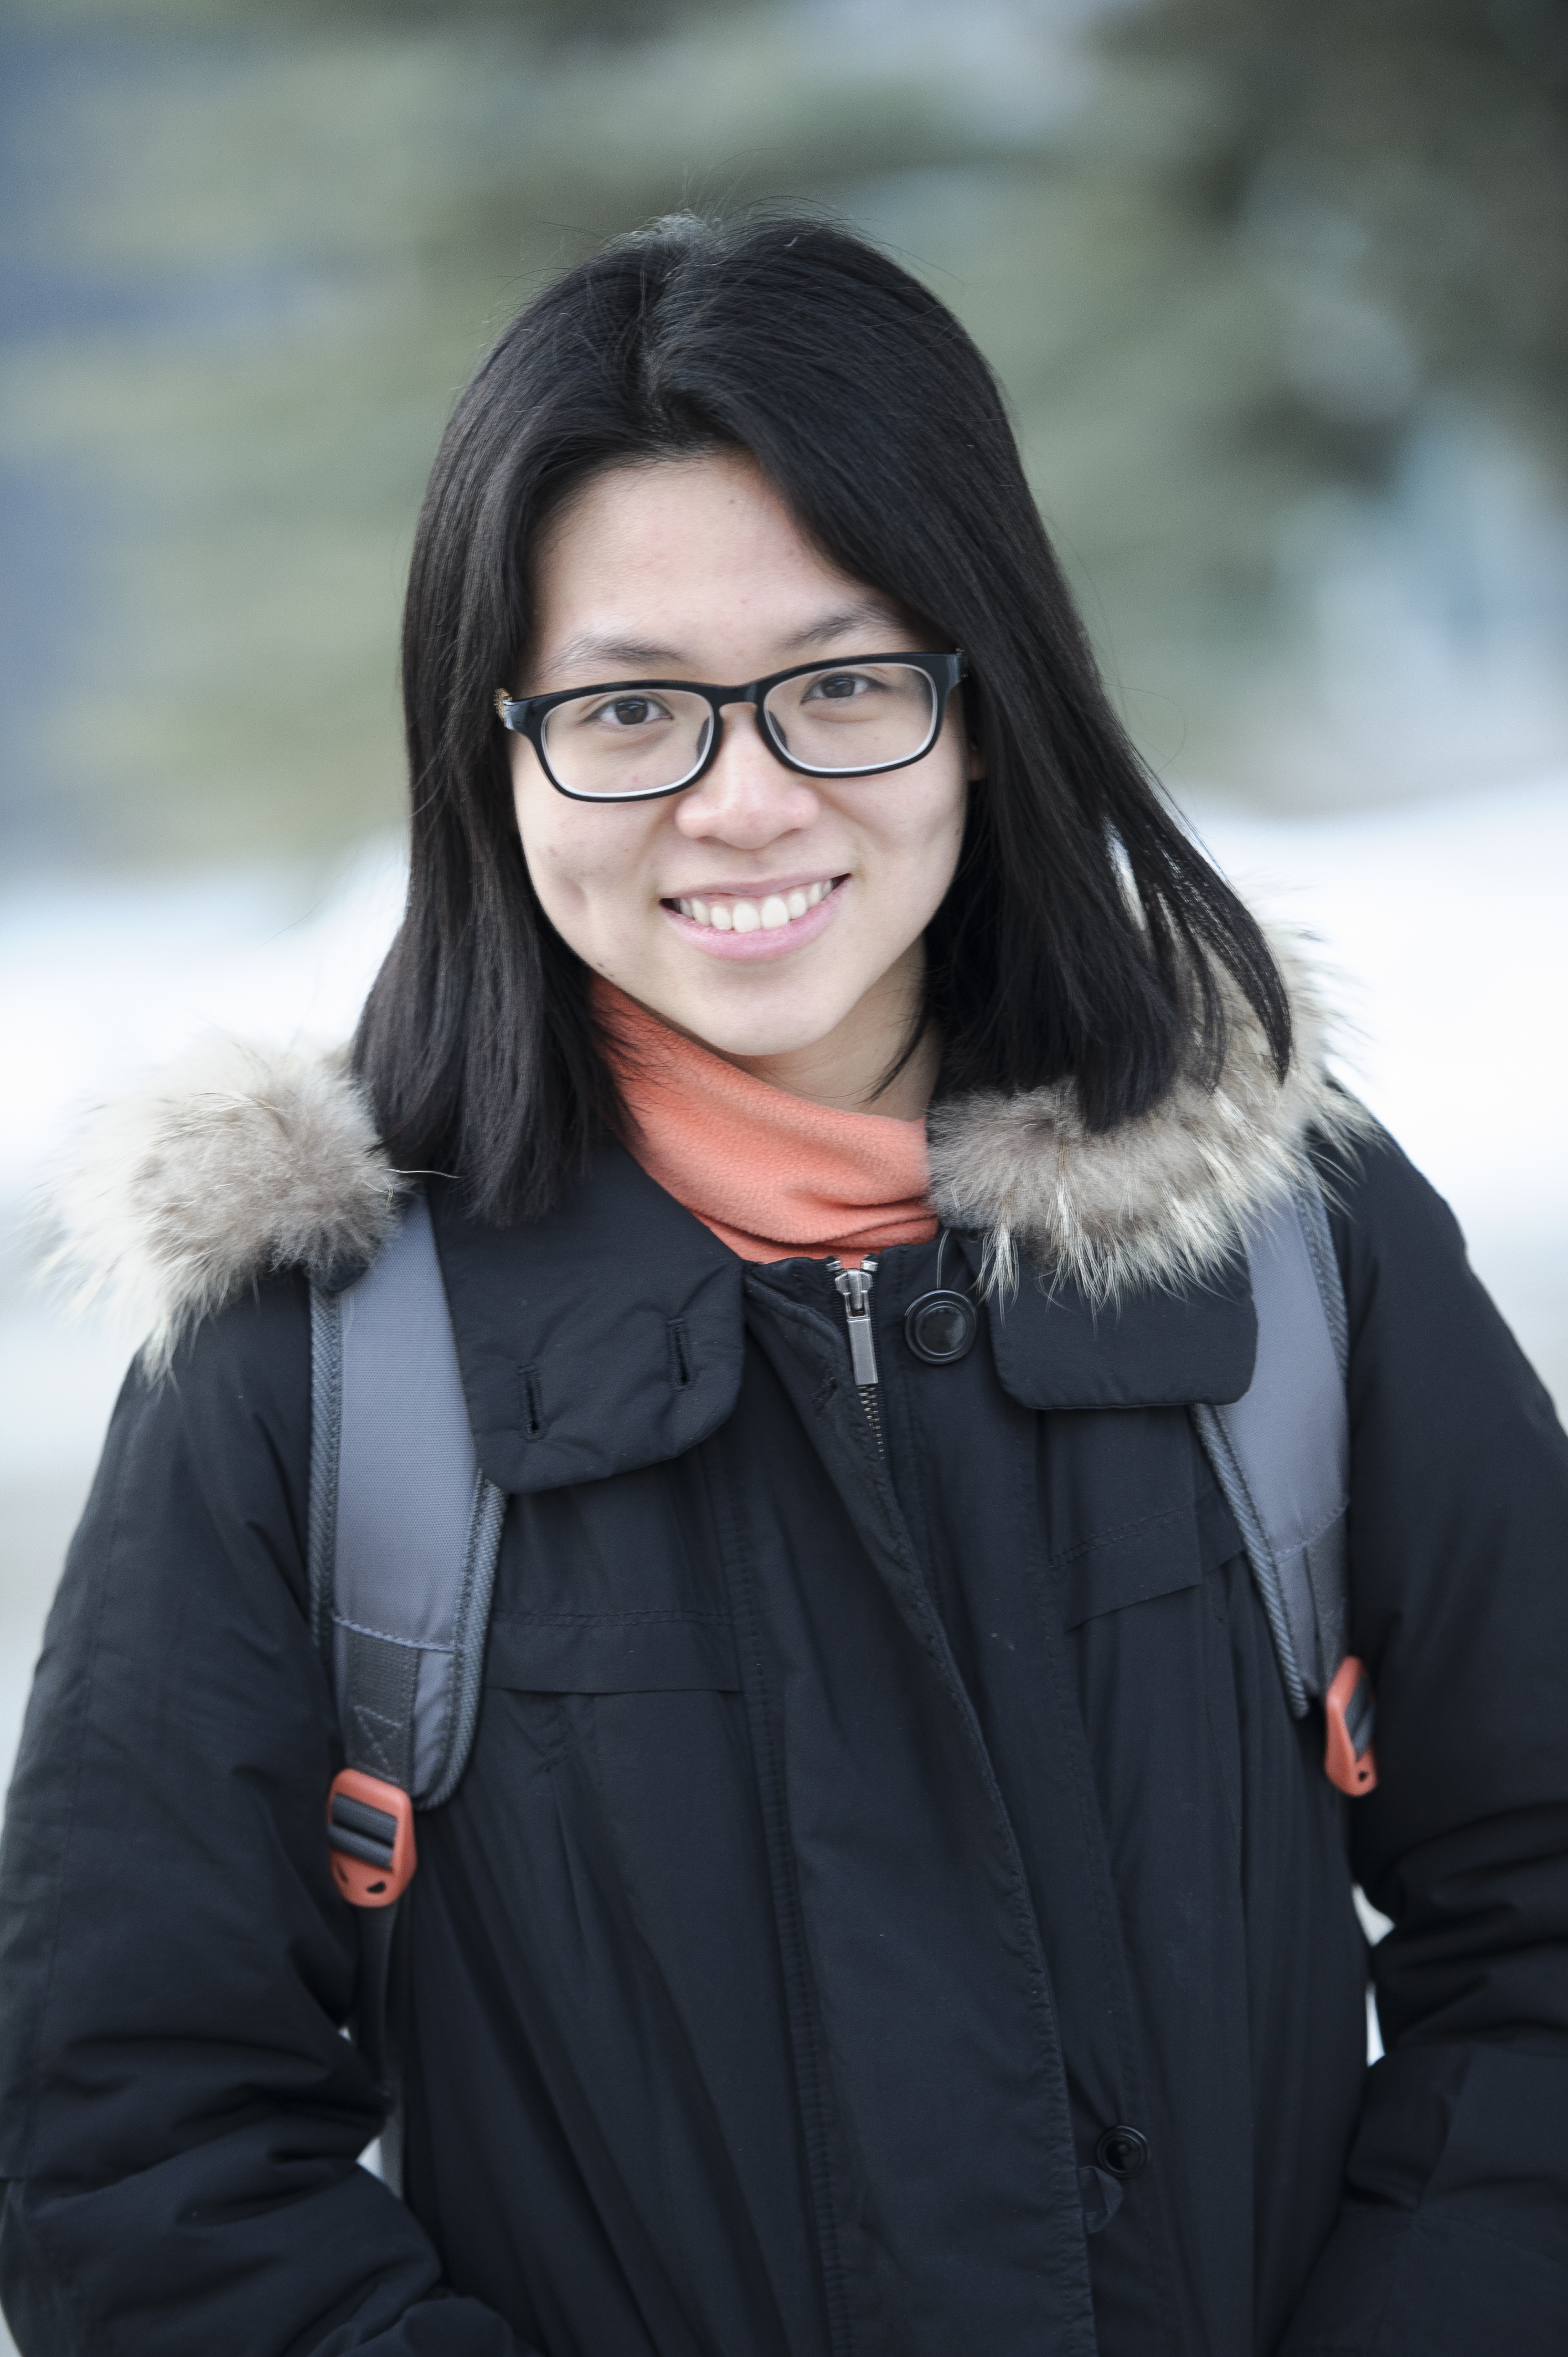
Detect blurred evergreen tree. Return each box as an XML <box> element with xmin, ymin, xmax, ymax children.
<box><xmin>1</xmin><ymin>0</ymin><xmax>1561</xmax><ymax>862</ymax></box>
<box><xmin>1128</xmin><ymin>0</ymin><xmax>1568</xmax><ymax>462</ymax></box>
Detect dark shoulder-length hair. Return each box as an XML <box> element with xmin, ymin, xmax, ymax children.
<box><xmin>355</xmin><ymin>209</ymin><xmax>1289</xmax><ymax>1220</ymax></box>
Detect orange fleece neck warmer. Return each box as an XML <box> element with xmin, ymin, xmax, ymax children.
<box><xmin>595</xmin><ymin>979</ymin><xmax>937</xmax><ymax>1264</ymax></box>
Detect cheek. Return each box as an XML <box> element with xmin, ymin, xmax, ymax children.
<box><xmin>512</xmin><ymin>754</ymin><xmax>656</xmax><ymax>934</ymax></box>
<box><xmin>875</xmin><ymin>753</ymin><xmax>969</xmax><ymax>889</ymax></box>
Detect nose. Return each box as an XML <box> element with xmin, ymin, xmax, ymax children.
<box><xmin>673</xmin><ymin>700</ymin><xmax>821</xmax><ymax>847</ymax></box>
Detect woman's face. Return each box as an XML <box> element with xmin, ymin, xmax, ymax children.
<box><xmin>509</xmin><ymin>451</ymin><xmax>971</xmax><ymax>1068</ymax></box>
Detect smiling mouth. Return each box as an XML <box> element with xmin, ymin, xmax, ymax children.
<box><xmin>663</xmin><ymin>877</ymin><xmax>843</xmax><ymax>934</ymax></box>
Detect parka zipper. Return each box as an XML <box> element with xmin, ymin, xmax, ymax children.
<box><xmin>826</xmin><ymin>1255</ymin><xmax>882</xmax><ymax>1453</ymax></box>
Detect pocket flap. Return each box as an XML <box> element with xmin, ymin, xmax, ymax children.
<box><xmin>1058</xmin><ymin>1483</ymin><xmax>1241</xmax><ymax>1629</ymax></box>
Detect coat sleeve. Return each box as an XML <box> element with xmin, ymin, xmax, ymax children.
<box><xmin>1279</xmin><ymin>1120</ymin><xmax>1568</xmax><ymax>2354</ymax></box>
<box><xmin>0</xmin><ymin>1277</ymin><xmax>529</xmax><ymax>2356</ymax></box>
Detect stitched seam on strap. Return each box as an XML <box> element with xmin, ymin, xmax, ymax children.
<box><xmin>330</xmin><ymin>1613</ymin><xmax>453</xmax><ymax>1654</ymax></box>
<box><xmin>1272</xmin><ymin>1500</ymin><xmax>1349</xmax><ymax>1563</ymax></box>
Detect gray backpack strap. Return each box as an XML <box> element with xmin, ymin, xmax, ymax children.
<box><xmin>307</xmin><ymin>1192</ymin><xmax>506</xmax><ymax>2122</ymax></box>
<box><xmin>1192</xmin><ymin>1171</ymin><xmax>1350</xmax><ymax>1720</ymax></box>
<box><xmin>308</xmin><ymin>1190</ymin><xmax>507</xmax><ymax>1810</ymax></box>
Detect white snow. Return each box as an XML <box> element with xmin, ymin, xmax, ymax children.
<box><xmin>1189</xmin><ymin>769</ymin><xmax>1568</xmax><ymax>1407</ymax></box>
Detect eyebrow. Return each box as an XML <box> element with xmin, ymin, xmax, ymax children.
<box><xmin>785</xmin><ymin>599</ymin><xmax>907</xmax><ymax>651</ymax></box>
<box><xmin>546</xmin><ymin>633</ymin><xmax>685</xmax><ymax>675</ymax></box>
<box><xmin>540</xmin><ymin>600</ymin><xmax>910</xmax><ymax>684</ymax></box>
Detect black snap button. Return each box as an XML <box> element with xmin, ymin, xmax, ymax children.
<box><xmin>904</xmin><ymin>1289</ymin><xmax>978</xmax><ymax>1365</ymax></box>
<box><xmin>1095</xmin><ymin>2126</ymin><xmax>1149</xmax><ymax>2180</ymax></box>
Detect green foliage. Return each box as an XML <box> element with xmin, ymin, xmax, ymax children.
<box><xmin>1126</xmin><ymin>0</ymin><xmax>1568</xmax><ymax>461</ymax></box>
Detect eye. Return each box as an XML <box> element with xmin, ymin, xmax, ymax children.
<box><xmin>802</xmin><ymin>670</ymin><xmax>873</xmax><ymax>704</ymax></box>
<box><xmin>589</xmin><ymin>693</ymin><xmax>671</xmax><ymax>729</ymax></box>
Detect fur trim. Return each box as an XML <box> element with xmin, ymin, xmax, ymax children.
<box><xmin>39</xmin><ymin>931</ymin><xmax>1359</xmax><ymax>1364</ymax></box>
<box><xmin>39</xmin><ymin>1037</ymin><xmax>406</xmax><ymax>1375</ymax></box>
<box><xmin>928</xmin><ymin>928</ymin><xmax>1369</xmax><ymax>1303</ymax></box>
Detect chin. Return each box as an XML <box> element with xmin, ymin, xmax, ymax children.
<box><xmin>690</xmin><ymin>1015</ymin><xmax>847</xmax><ymax>1061</ymax></box>
<box><xmin>673</xmin><ymin>989</ymin><xmax>853</xmax><ymax>1063</ymax></box>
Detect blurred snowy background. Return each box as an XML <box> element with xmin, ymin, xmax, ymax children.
<box><xmin>2</xmin><ymin>0</ymin><xmax>1566</xmax><ymax>1885</ymax></box>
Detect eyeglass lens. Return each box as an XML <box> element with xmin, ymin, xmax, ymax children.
<box><xmin>538</xmin><ymin>661</ymin><xmax>939</xmax><ymax>798</ymax></box>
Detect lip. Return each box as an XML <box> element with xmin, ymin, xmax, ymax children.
<box><xmin>661</xmin><ymin>874</ymin><xmax>848</xmax><ymax>962</ymax></box>
<box><xmin>663</xmin><ymin>869</ymin><xmax>841</xmax><ymax>901</ymax></box>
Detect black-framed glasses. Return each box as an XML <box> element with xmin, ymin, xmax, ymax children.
<box><xmin>494</xmin><ymin>651</ymin><xmax>967</xmax><ymax>802</ymax></box>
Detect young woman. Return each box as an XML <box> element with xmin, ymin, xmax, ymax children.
<box><xmin>2</xmin><ymin>214</ymin><xmax>1565</xmax><ymax>2357</ymax></box>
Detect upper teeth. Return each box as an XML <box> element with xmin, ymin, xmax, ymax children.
<box><xmin>674</xmin><ymin>879</ymin><xmax>833</xmax><ymax>930</ymax></box>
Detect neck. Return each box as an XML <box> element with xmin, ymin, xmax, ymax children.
<box><xmin>710</xmin><ymin>943</ymin><xmax>937</xmax><ymax>1120</ymax></box>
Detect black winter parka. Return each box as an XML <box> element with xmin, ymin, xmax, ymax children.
<box><xmin>2</xmin><ymin>1042</ymin><xmax>1567</xmax><ymax>2357</ymax></box>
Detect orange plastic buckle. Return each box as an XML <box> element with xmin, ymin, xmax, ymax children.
<box><xmin>1324</xmin><ymin>1656</ymin><xmax>1378</xmax><ymax>1797</ymax></box>
<box><xmin>327</xmin><ymin>1768</ymin><xmax>417</xmax><ymax>1907</ymax></box>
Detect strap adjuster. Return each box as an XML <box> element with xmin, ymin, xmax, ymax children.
<box><xmin>327</xmin><ymin>1768</ymin><xmax>417</xmax><ymax>1907</ymax></box>
<box><xmin>1323</xmin><ymin>1655</ymin><xmax>1378</xmax><ymax>1797</ymax></box>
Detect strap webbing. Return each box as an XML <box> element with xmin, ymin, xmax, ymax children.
<box><xmin>339</xmin><ymin>1628</ymin><xmax>418</xmax><ymax>1792</ymax></box>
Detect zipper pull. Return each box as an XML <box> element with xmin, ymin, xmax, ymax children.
<box><xmin>827</xmin><ymin>1258</ymin><xmax>884</xmax><ymax>1452</ymax></box>
<box><xmin>828</xmin><ymin>1255</ymin><xmax>880</xmax><ymax>1387</ymax></box>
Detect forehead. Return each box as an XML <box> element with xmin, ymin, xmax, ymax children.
<box><xmin>539</xmin><ymin>449</ymin><xmax>819</xmax><ymax>577</ymax></box>
<box><xmin>528</xmin><ymin>451</ymin><xmax>906</xmax><ymax>676</ymax></box>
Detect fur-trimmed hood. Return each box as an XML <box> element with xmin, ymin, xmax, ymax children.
<box><xmin>40</xmin><ymin>935</ymin><xmax>1358</xmax><ymax>1375</ymax></box>
<box><xmin>41</xmin><ymin>1039</ymin><xmax>409</xmax><ymax>1376</ymax></box>
<box><xmin>928</xmin><ymin>930</ymin><xmax>1361</xmax><ymax>1302</ymax></box>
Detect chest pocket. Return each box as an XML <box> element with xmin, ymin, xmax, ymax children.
<box><xmin>1044</xmin><ymin>1408</ymin><xmax>1243</xmax><ymax>1630</ymax></box>
<box><xmin>482</xmin><ymin>1461</ymin><xmax>741</xmax><ymax>1694</ymax></box>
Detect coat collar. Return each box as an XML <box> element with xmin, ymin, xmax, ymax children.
<box><xmin>425</xmin><ymin>1151</ymin><xmax>1257</xmax><ymax>1495</ymax></box>
<box><xmin>39</xmin><ymin>927</ymin><xmax>1356</xmax><ymax>1392</ymax></box>
<box><xmin>937</xmin><ymin>1230</ymin><xmax>1257</xmax><ymax>1413</ymax></box>
<box><xmin>426</xmin><ymin>1151</ymin><xmax>744</xmax><ymax>1494</ymax></box>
